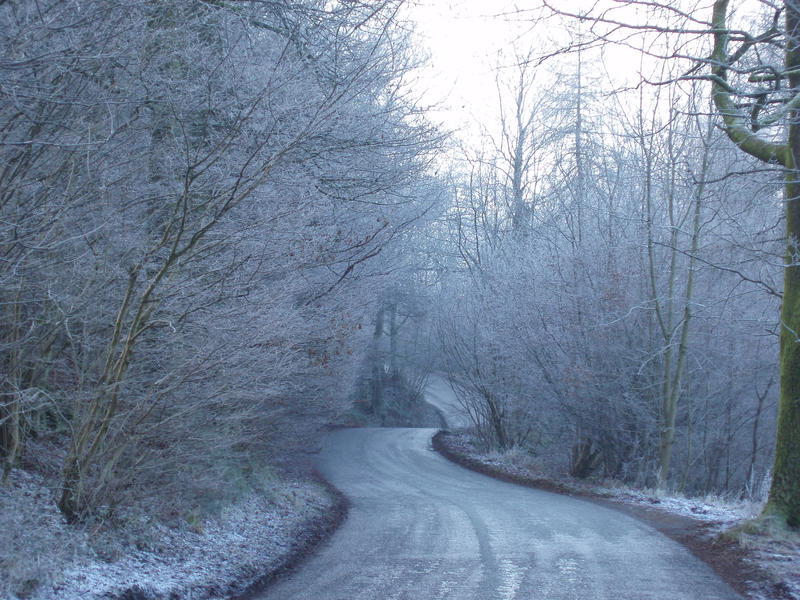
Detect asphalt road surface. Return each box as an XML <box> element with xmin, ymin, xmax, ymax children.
<box><xmin>260</xmin><ymin>382</ymin><xmax>741</xmax><ymax>599</ymax></box>
<box><xmin>422</xmin><ymin>375</ymin><xmax>472</xmax><ymax>429</ymax></box>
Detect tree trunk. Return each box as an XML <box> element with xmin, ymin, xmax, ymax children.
<box><xmin>2</xmin><ymin>285</ymin><xmax>25</xmax><ymax>485</ymax></box>
<box><xmin>1</xmin><ymin>396</ymin><xmax>20</xmax><ymax>485</ymax></box>
<box><xmin>484</xmin><ymin>390</ymin><xmax>508</xmax><ymax>450</ymax></box>
<box><xmin>765</xmin><ymin>0</ymin><xmax>800</xmax><ymax>527</ymax></box>
<box><xmin>747</xmin><ymin>377</ymin><xmax>771</xmax><ymax>489</ymax></box>
<box><xmin>370</xmin><ymin>303</ymin><xmax>385</xmax><ymax>417</ymax></box>
<box><xmin>388</xmin><ymin>302</ymin><xmax>398</xmax><ymax>378</ymax></box>
<box><xmin>710</xmin><ymin>0</ymin><xmax>800</xmax><ymax>526</ymax></box>
<box><xmin>58</xmin><ymin>459</ymin><xmax>82</xmax><ymax>523</ymax></box>
<box><xmin>647</xmin><ymin>105</ymin><xmax>707</xmax><ymax>490</ymax></box>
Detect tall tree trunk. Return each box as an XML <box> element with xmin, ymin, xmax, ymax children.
<box><xmin>1</xmin><ymin>287</ymin><xmax>22</xmax><ymax>484</ymax></box>
<box><xmin>747</xmin><ymin>377</ymin><xmax>772</xmax><ymax>489</ymax></box>
<box><xmin>647</xmin><ymin>104</ymin><xmax>708</xmax><ymax>489</ymax></box>
<box><xmin>511</xmin><ymin>76</ymin><xmax>527</xmax><ymax>232</ymax></box>
<box><xmin>388</xmin><ymin>302</ymin><xmax>398</xmax><ymax>378</ymax></box>
<box><xmin>370</xmin><ymin>303</ymin><xmax>385</xmax><ymax>418</ymax></box>
<box><xmin>774</xmin><ymin>147</ymin><xmax>800</xmax><ymax>520</ymax></box>
<box><xmin>767</xmin><ymin>0</ymin><xmax>800</xmax><ymax>527</ymax></box>
<box><xmin>484</xmin><ymin>389</ymin><xmax>508</xmax><ymax>450</ymax></box>
<box><xmin>712</xmin><ymin>0</ymin><xmax>800</xmax><ymax>525</ymax></box>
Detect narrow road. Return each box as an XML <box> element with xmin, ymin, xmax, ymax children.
<box><xmin>422</xmin><ymin>374</ymin><xmax>471</xmax><ymax>428</ymax></box>
<box><xmin>259</xmin><ymin>383</ymin><xmax>741</xmax><ymax>599</ymax></box>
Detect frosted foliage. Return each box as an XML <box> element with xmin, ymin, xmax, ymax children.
<box><xmin>0</xmin><ymin>0</ymin><xmax>438</xmax><ymax>519</ymax></box>
<box><xmin>435</xmin><ymin>72</ymin><xmax>780</xmax><ymax>494</ymax></box>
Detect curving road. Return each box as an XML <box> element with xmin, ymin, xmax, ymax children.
<box><xmin>421</xmin><ymin>375</ymin><xmax>472</xmax><ymax>429</ymax></box>
<box><xmin>259</xmin><ymin>382</ymin><xmax>741</xmax><ymax>599</ymax></box>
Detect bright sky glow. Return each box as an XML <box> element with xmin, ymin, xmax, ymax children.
<box><xmin>406</xmin><ymin>0</ymin><xmax>780</xmax><ymax>152</ymax></box>
<box><xmin>407</xmin><ymin>1</ymin><xmax>537</xmax><ymax>140</ymax></box>
<box><xmin>405</xmin><ymin>0</ymin><xmax>633</xmax><ymax>144</ymax></box>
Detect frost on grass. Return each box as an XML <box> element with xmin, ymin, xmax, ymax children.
<box><xmin>600</xmin><ymin>486</ymin><xmax>761</xmax><ymax>526</ymax></box>
<box><xmin>439</xmin><ymin>430</ymin><xmax>761</xmax><ymax>526</ymax></box>
<box><xmin>1</xmin><ymin>468</ymin><xmax>335</xmax><ymax>600</ymax></box>
<box><xmin>0</xmin><ymin>469</ymin><xmax>92</xmax><ymax>598</ymax></box>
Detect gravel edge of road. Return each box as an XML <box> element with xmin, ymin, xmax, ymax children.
<box><xmin>230</xmin><ymin>472</ymin><xmax>349</xmax><ymax>600</ymax></box>
<box><xmin>432</xmin><ymin>430</ymin><xmax>795</xmax><ymax>600</ymax></box>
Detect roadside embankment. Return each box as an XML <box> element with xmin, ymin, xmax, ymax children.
<box><xmin>2</xmin><ymin>468</ymin><xmax>347</xmax><ymax>600</ymax></box>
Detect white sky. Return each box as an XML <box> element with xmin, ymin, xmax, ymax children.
<box><xmin>404</xmin><ymin>0</ymin><xmax>637</xmax><ymax>145</ymax></box>
<box><xmin>406</xmin><ymin>1</ymin><xmax>541</xmax><ymax>140</ymax></box>
<box><xmin>403</xmin><ymin>0</ymin><xmax>766</xmax><ymax>146</ymax></box>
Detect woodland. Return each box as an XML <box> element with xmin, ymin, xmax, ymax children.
<box><xmin>1</xmin><ymin>0</ymin><xmax>799</xmax><ymax>595</ymax></box>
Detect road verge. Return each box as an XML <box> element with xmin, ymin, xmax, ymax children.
<box><xmin>231</xmin><ymin>473</ymin><xmax>348</xmax><ymax>600</ymax></box>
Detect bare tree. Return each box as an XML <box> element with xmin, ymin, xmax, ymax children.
<box><xmin>1</xmin><ymin>0</ymin><xmax>441</xmax><ymax>520</ymax></box>
<box><xmin>530</xmin><ymin>0</ymin><xmax>795</xmax><ymax>523</ymax></box>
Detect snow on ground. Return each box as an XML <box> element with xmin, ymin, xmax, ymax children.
<box><xmin>1</xmin><ymin>467</ymin><xmax>337</xmax><ymax>600</ymax></box>
<box><xmin>439</xmin><ymin>430</ymin><xmax>760</xmax><ymax>526</ymax></box>
<box><xmin>598</xmin><ymin>484</ymin><xmax>761</xmax><ymax>526</ymax></box>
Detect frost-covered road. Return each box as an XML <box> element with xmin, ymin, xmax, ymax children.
<box><xmin>258</xmin><ymin>423</ymin><xmax>741</xmax><ymax>600</ymax></box>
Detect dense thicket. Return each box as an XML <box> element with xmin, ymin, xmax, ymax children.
<box><xmin>0</xmin><ymin>0</ymin><xmax>438</xmax><ymax>520</ymax></box>
<box><xmin>2</xmin><ymin>0</ymin><xmax>791</xmax><ymax>527</ymax></box>
<box><xmin>431</xmin><ymin>58</ymin><xmax>782</xmax><ymax>498</ymax></box>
